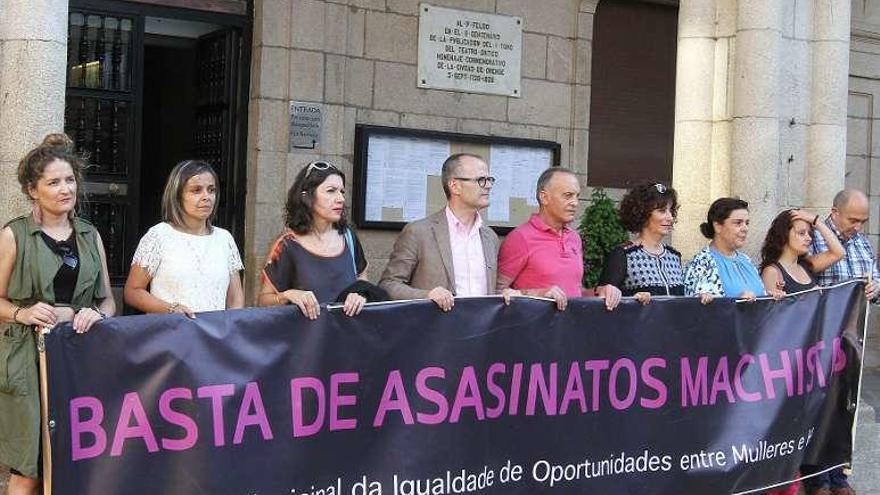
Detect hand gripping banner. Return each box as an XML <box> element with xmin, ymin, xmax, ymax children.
<box><xmin>44</xmin><ymin>282</ymin><xmax>867</xmax><ymax>494</ymax></box>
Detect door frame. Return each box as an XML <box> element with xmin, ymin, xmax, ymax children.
<box><xmin>68</xmin><ymin>0</ymin><xmax>253</xmax><ymax>273</ymax></box>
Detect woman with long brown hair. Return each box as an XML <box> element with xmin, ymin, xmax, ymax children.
<box><xmin>759</xmin><ymin>209</ymin><xmax>844</xmax><ymax>294</ymax></box>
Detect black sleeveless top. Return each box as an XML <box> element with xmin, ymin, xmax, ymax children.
<box><xmin>774</xmin><ymin>262</ymin><xmax>817</xmax><ymax>293</ymax></box>
<box><xmin>39</xmin><ymin>231</ymin><xmax>80</xmax><ymax>304</ymax></box>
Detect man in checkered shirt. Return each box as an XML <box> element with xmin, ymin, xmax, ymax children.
<box><xmin>803</xmin><ymin>188</ymin><xmax>878</xmax><ymax>495</ymax></box>
<box><xmin>810</xmin><ymin>189</ymin><xmax>880</xmax><ymax>297</ymax></box>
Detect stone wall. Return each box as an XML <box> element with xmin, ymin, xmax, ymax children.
<box><xmin>672</xmin><ymin>0</ymin><xmax>852</xmax><ymax>260</ymax></box>
<box><xmin>245</xmin><ymin>0</ymin><xmax>595</xmax><ymax>299</ymax></box>
<box><xmin>849</xmin><ymin>0</ymin><xmax>880</xmax><ymax>251</ymax></box>
<box><xmin>0</xmin><ymin>0</ymin><xmax>70</xmax><ymax>226</ymax></box>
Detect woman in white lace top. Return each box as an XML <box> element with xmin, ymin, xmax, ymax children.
<box><xmin>124</xmin><ymin>160</ymin><xmax>244</xmax><ymax>316</ymax></box>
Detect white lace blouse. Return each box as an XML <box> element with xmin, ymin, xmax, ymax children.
<box><xmin>131</xmin><ymin>222</ymin><xmax>244</xmax><ymax>312</ymax></box>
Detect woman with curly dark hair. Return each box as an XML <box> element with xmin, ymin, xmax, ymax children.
<box><xmin>759</xmin><ymin>209</ymin><xmax>843</xmax><ymax>294</ymax></box>
<box><xmin>598</xmin><ymin>183</ymin><xmax>684</xmax><ymax>304</ymax></box>
<box><xmin>257</xmin><ymin>161</ymin><xmax>370</xmax><ymax>319</ymax></box>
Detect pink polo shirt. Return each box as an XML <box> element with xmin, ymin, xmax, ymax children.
<box><xmin>445</xmin><ymin>207</ymin><xmax>488</xmax><ymax>296</ymax></box>
<box><xmin>497</xmin><ymin>213</ymin><xmax>584</xmax><ymax>297</ymax></box>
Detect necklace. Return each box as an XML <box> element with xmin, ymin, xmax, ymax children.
<box><xmin>636</xmin><ymin>237</ymin><xmax>664</xmax><ymax>256</ymax></box>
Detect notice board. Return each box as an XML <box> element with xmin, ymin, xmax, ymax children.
<box><xmin>353</xmin><ymin>125</ymin><xmax>560</xmax><ymax>232</ymax></box>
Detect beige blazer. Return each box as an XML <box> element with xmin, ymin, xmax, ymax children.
<box><xmin>379</xmin><ymin>210</ymin><xmax>499</xmax><ymax>300</ymax></box>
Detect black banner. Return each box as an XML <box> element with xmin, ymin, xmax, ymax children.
<box><xmin>46</xmin><ymin>282</ymin><xmax>867</xmax><ymax>494</ymax></box>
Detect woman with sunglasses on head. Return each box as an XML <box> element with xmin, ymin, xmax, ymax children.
<box><xmin>258</xmin><ymin>161</ymin><xmax>370</xmax><ymax>319</ymax></box>
<box><xmin>0</xmin><ymin>134</ymin><xmax>114</xmax><ymax>494</ymax></box>
<box><xmin>124</xmin><ymin>160</ymin><xmax>244</xmax><ymax>317</ymax></box>
<box><xmin>759</xmin><ymin>209</ymin><xmax>844</xmax><ymax>295</ymax></box>
<box><xmin>598</xmin><ymin>183</ymin><xmax>684</xmax><ymax>304</ymax></box>
<box><xmin>684</xmin><ymin>197</ymin><xmax>784</xmax><ymax>302</ymax></box>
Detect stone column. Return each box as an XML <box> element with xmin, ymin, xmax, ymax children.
<box><xmin>671</xmin><ymin>0</ymin><xmax>719</xmax><ymax>257</ymax></box>
<box><xmin>730</xmin><ymin>0</ymin><xmax>783</xmax><ymax>256</ymax></box>
<box><xmin>0</xmin><ymin>0</ymin><xmax>69</xmax><ymax>224</ymax></box>
<box><xmin>806</xmin><ymin>0</ymin><xmax>850</xmax><ymax>209</ymax></box>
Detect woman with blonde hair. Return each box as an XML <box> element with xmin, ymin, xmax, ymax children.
<box><xmin>0</xmin><ymin>134</ymin><xmax>115</xmax><ymax>494</ymax></box>
<box><xmin>124</xmin><ymin>160</ymin><xmax>244</xmax><ymax>316</ymax></box>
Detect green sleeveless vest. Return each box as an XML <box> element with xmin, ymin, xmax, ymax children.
<box><xmin>0</xmin><ymin>214</ymin><xmax>107</xmax><ymax>478</ymax></box>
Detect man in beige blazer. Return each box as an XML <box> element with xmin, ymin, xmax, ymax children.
<box><xmin>380</xmin><ymin>153</ymin><xmax>510</xmax><ymax>310</ymax></box>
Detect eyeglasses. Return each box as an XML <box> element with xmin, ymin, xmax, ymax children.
<box><xmin>57</xmin><ymin>242</ymin><xmax>78</xmax><ymax>269</ymax></box>
<box><xmin>653</xmin><ymin>183</ymin><xmax>668</xmax><ymax>194</ymax></box>
<box><xmin>454</xmin><ymin>176</ymin><xmax>497</xmax><ymax>188</ymax></box>
<box><xmin>304</xmin><ymin>161</ymin><xmax>335</xmax><ymax>177</ymax></box>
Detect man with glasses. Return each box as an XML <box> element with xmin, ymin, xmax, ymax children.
<box><xmin>496</xmin><ymin>167</ymin><xmax>621</xmax><ymax>311</ymax></box>
<box><xmin>380</xmin><ymin>153</ymin><xmax>508</xmax><ymax>310</ymax></box>
<box><xmin>803</xmin><ymin>188</ymin><xmax>878</xmax><ymax>495</ymax></box>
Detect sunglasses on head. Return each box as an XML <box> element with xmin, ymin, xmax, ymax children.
<box><xmin>653</xmin><ymin>183</ymin><xmax>668</xmax><ymax>194</ymax></box>
<box><xmin>305</xmin><ymin>161</ymin><xmax>337</xmax><ymax>178</ymax></box>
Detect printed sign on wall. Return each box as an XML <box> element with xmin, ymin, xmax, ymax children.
<box><xmin>417</xmin><ymin>4</ymin><xmax>522</xmax><ymax>97</ymax></box>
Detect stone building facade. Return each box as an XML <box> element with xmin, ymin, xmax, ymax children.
<box><xmin>246</xmin><ymin>0</ymin><xmax>599</xmax><ymax>296</ymax></box>
<box><xmin>0</xmin><ymin>0</ymin><xmax>877</xmax><ymax>301</ymax></box>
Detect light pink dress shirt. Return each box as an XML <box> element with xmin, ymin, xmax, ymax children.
<box><xmin>445</xmin><ymin>207</ymin><xmax>488</xmax><ymax>296</ymax></box>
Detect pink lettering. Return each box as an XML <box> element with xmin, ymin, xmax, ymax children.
<box><xmin>70</xmin><ymin>396</ymin><xmax>106</xmax><ymax>461</ymax></box>
<box><xmin>450</xmin><ymin>366</ymin><xmax>486</xmax><ymax>422</ymax></box>
<box><xmin>158</xmin><ymin>388</ymin><xmax>197</xmax><ymax>451</ymax></box>
<box><xmin>233</xmin><ymin>382</ymin><xmax>273</xmax><ymax>444</ymax></box>
<box><xmin>680</xmin><ymin>357</ymin><xmax>709</xmax><ymax>407</ymax></box>
<box><xmin>734</xmin><ymin>354</ymin><xmax>762</xmax><ymax>402</ymax></box>
<box><xmin>373</xmin><ymin>370</ymin><xmax>413</xmax><ymax>427</ymax></box>
<box><xmin>415</xmin><ymin>367</ymin><xmax>448</xmax><ymax>424</ymax></box>
<box><xmin>330</xmin><ymin>373</ymin><xmax>359</xmax><ymax>431</ymax></box>
<box><xmin>560</xmin><ymin>361</ymin><xmax>587</xmax><ymax>414</ymax></box>
<box><xmin>110</xmin><ymin>392</ymin><xmax>159</xmax><ymax>456</ymax></box>
<box><xmin>290</xmin><ymin>377</ymin><xmax>325</xmax><ymax>437</ymax></box>
<box><xmin>197</xmin><ymin>384</ymin><xmax>235</xmax><ymax>446</ymax></box>
<box><xmin>485</xmin><ymin>363</ymin><xmax>507</xmax><ymax>419</ymax></box>
<box><xmin>640</xmin><ymin>358</ymin><xmax>668</xmax><ymax>409</ymax></box>
<box><xmin>759</xmin><ymin>351</ymin><xmax>794</xmax><ymax>399</ymax></box>
<box><xmin>609</xmin><ymin>358</ymin><xmax>637</xmax><ymax>410</ymax></box>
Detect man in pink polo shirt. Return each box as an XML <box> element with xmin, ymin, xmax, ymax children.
<box><xmin>497</xmin><ymin>167</ymin><xmax>621</xmax><ymax>310</ymax></box>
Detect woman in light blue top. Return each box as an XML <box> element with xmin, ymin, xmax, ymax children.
<box><xmin>684</xmin><ymin>197</ymin><xmax>784</xmax><ymax>301</ymax></box>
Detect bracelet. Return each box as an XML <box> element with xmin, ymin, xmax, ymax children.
<box><xmin>12</xmin><ymin>306</ymin><xmax>22</xmax><ymax>324</ymax></box>
<box><xmin>813</xmin><ymin>215</ymin><xmax>819</xmax><ymax>226</ymax></box>
<box><xmin>91</xmin><ymin>305</ymin><xmax>107</xmax><ymax>319</ymax></box>
<box><xmin>168</xmin><ymin>302</ymin><xmax>180</xmax><ymax>314</ymax></box>
<box><xmin>275</xmin><ymin>293</ymin><xmax>286</xmax><ymax>305</ymax></box>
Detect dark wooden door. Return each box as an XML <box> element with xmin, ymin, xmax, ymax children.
<box><xmin>64</xmin><ymin>7</ymin><xmax>143</xmax><ymax>284</ymax></box>
<box><xmin>64</xmin><ymin>1</ymin><xmax>250</xmax><ymax>285</ymax></box>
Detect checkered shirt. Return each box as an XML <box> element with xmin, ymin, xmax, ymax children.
<box><xmin>809</xmin><ymin>216</ymin><xmax>880</xmax><ymax>288</ymax></box>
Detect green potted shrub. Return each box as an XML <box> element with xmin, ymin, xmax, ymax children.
<box><xmin>578</xmin><ymin>188</ymin><xmax>628</xmax><ymax>288</ymax></box>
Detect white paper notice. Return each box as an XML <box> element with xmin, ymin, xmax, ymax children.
<box><xmin>383</xmin><ymin>137</ymin><xmax>410</xmax><ymax>209</ymax></box>
<box><xmin>365</xmin><ymin>137</ymin><xmax>389</xmax><ymax>221</ymax></box>
<box><xmin>488</xmin><ymin>145</ymin><xmax>514</xmax><ymax>222</ymax></box>
<box><xmin>403</xmin><ymin>169</ymin><xmax>427</xmax><ymax>221</ymax></box>
<box><xmin>413</xmin><ymin>139</ymin><xmax>450</xmax><ymax>176</ymax></box>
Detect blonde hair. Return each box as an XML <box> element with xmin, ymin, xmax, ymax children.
<box><xmin>161</xmin><ymin>160</ymin><xmax>219</xmax><ymax>230</ymax></box>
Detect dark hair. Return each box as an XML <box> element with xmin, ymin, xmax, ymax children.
<box><xmin>285</xmin><ymin>161</ymin><xmax>349</xmax><ymax>235</ymax></box>
<box><xmin>440</xmin><ymin>153</ymin><xmax>483</xmax><ymax>199</ymax></box>
<box><xmin>618</xmin><ymin>183</ymin><xmax>679</xmax><ymax>233</ymax></box>
<box><xmin>699</xmin><ymin>197</ymin><xmax>749</xmax><ymax>239</ymax></box>
<box><xmin>18</xmin><ymin>133</ymin><xmax>87</xmax><ymax>211</ymax></box>
<box><xmin>760</xmin><ymin>209</ymin><xmax>814</xmax><ymax>272</ymax></box>
<box><xmin>162</xmin><ymin>160</ymin><xmax>219</xmax><ymax>230</ymax></box>
<box><xmin>535</xmin><ymin>167</ymin><xmax>577</xmax><ymax>205</ymax></box>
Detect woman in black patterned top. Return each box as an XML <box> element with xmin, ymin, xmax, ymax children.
<box><xmin>599</xmin><ymin>184</ymin><xmax>684</xmax><ymax>303</ymax></box>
